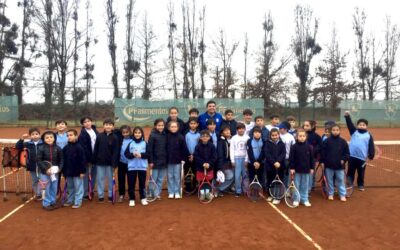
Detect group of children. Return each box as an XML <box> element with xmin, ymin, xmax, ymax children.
<box><xmin>17</xmin><ymin>100</ymin><xmax>375</xmax><ymax>210</ymax></box>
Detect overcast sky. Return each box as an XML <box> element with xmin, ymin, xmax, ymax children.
<box><xmin>6</xmin><ymin>0</ymin><xmax>400</xmax><ymax>103</ymax></box>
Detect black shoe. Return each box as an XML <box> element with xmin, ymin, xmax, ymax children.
<box><xmin>43</xmin><ymin>205</ymin><xmax>54</xmax><ymax>211</ymax></box>
<box><xmin>235</xmin><ymin>193</ymin><xmax>241</xmax><ymax>197</ymax></box>
<box><xmin>98</xmin><ymin>198</ymin><xmax>104</xmax><ymax>203</ymax></box>
<box><xmin>108</xmin><ymin>197</ymin><xmax>113</xmax><ymax>203</ymax></box>
<box><xmin>83</xmin><ymin>195</ymin><xmax>89</xmax><ymax>201</ymax></box>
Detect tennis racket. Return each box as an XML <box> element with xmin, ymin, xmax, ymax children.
<box><xmin>37</xmin><ymin>161</ymin><xmax>52</xmax><ymax>200</ymax></box>
<box><xmin>88</xmin><ymin>164</ymin><xmax>93</xmax><ymax>201</ymax></box>
<box><xmin>269</xmin><ymin>169</ymin><xmax>286</xmax><ymax>200</ymax></box>
<box><xmin>183</xmin><ymin>167</ymin><xmax>197</xmax><ymax>195</ymax></box>
<box><xmin>112</xmin><ymin>174</ymin><xmax>116</xmax><ymax>204</ymax></box>
<box><xmin>320</xmin><ymin>167</ymin><xmax>329</xmax><ymax>199</ymax></box>
<box><xmin>198</xmin><ymin>168</ymin><xmax>214</xmax><ymax>204</ymax></box>
<box><xmin>314</xmin><ymin>162</ymin><xmax>324</xmax><ymax>183</ymax></box>
<box><xmin>20</xmin><ymin>148</ymin><xmax>29</xmax><ymax>202</ymax></box>
<box><xmin>247</xmin><ymin>173</ymin><xmax>264</xmax><ymax>202</ymax></box>
<box><xmin>361</xmin><ymin>145</ymin><xmax>382</xmax><ymax>168</ymax></box>
<box><xmin>60</xmin><ymin>179</ymin><xmax>68</xmax><ymax>206</ymax></box>
<box><xmin>180</xmin><ymin>162</ymin><xmax>184</xmax><ymax>197</ymax></box>
<box><xmin>285</xmin><ymin>173</ymin><xmax>300</xmax><ymax>208</ymax></box>
<box><xmin>342</xmin><ymin>162</ymin><xmax>354</xmax><ymax>198</ymax></box>
<box><xmin>146</xmin><ymin>169</ymin><xmax>159</xmax><ymax>202</ymax></box>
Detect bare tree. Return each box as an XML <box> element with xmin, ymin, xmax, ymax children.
<box><xmin>242</xmin><ymin>33</ymin><xmax>248</xmax><ymax>99</ymax></box>
<box><xmin>198</xmin><ymin>5</ymin><xmax>206</xmax><ymax>98</ymax></box>
<box><xmin>248</xmin><ymin>12</ymin><xmax>291</xmax><ymax>115</ymax></box>
<box><xmin>314</xmin><ymin>27</ymin><xmax>353</xmax><ymax>109</ymax></box>
<box><xmin>82</xmin><ymin>0</ymin><xmax>96</xmax><ymax>105</ymax></box>
<box><xmin>292</xmin><ymin>5</ymin><xmax>321</xmax><ymax>107</ymax></box>
<box><xmin>179</xmin><ymin>1</ymin><xmax>190</xmax><ymax>98</ymax></box>
<box><xmin>138</xmin><ymin>13</ymin><xmax>160</xmax><ymax>100</ymax></box>
<box><xmin>185</xmin><ymin>0</ymin><xmax>198</xmax><ymax>98</ymax></box>
<box><xmin>382</xmin><ymin>16</ymin><xmax>400</xmax><ymax>100</ymax></box>
<box><xmin>167</xmin><ymin>1</ymin><xmax>178</xmax><ymax>98</ymax></box>
<box><xmin>124</xmin><ymin>0</ymin><xmax>139</xmax><ymax>99</ymax></box>
<box><xmin>366</xmin><ymin>37</ymin><xmax>384</xmax><ymax>100</ymax></box>
<box><xmin>353</xmin><ymin>7</ymin><xmax>368</xmax><ymax>100</ymax></box>
<box><xmin>212</xmin><ymin>29</ymin><xmax>239</xmax><ymax>98</ymax></box>
<box><xmin>106</xmin><ymin>0</ymin><xmax>119</xmax><ymax>98</ymax></box>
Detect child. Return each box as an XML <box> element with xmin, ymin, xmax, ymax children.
<box><xmin>230</xmin><ymin>122</ymin><xmax>250</xmax><ymax>197</ymax></box>
<box><xmin>216</xmin><ymin>125</ymin><xmax>234</xmax><ymax>196</ymax></box>
<box><xmin>278</xmin><ymin>121</ymin><xmax>295</xmax><ymax>187</ymax></box>
<box><xmin>117</xmin><ymin>125</ymin><xmax>133</xmax><ymax>202</ymax></box>
<box><xmin>62</xmin><ymin>129</ymin><xmax>86</xmax><ymax>209</ymax></box>
<box><xmin>344</xmin><ymin>111</ymin><xmax>375</xmax><ymax>191</ymax></box>
<box><xmin>221</xmin><ymin>109</ymin><xmax>237</xmax><ymax>136</ymax></box>
<box><xmin>78</xmin><ymin>116</ymin><xmax>98</xmax><ymax>200</ymax></box>
<box><xmin>55</xmin><ymin>120</ymin><xmax>68</xmax><ymax>194</ymax></box>
<box><xmin>207</xmin><ymin>118</ymin><xmax>218</xmax><ymax>148</ymax></box>
<box><xmin>147</xmin><ymin>118</ymin><xmax>168</xmax><ymax>199</ymax></box>
<box><xmin>286</xmin><ymin>116</ymin><xmax>297</xmax><ymax>137</ymax></box>
<box><xmin>166</xmin><ymin>107</ymin><xmax>186</xmax><ymax>135</ymax></box>
<box><xmin>93</xmin><ymin>119</ymin><xmax>119</xmax><ymax>203</ymax></box>
<box><xmin>185</xmin><ymin>117</ymin><xmax>200</xmax><ymax>191</ymax></box>
<box><xmin>249</xmin><ymin>116</ymin><xmax>269</xmax><ymax>141</ymax></box>
<box><xmin>289</xmin><ymin>129</ymin><xmax>314</xmax><ymax>207</ymax></box>
<box><xmin>322</xmin><ymin>121</ymin><xmax>335</xmax><ymax>141</ymax></box>
<box><xmin>166</xmin><ymin>121</ymin><xmax>188</xmax><ymax>199</ymax></box>
<box><xmin>264</xmin><ymin>128</ymin><xmax>286</xmax><ymax>204</ymax></box>
<box><xmin>303</xmin><ymin>120</ymin><xmax>322</xmax><ymax>191</ymax></box>
<box><xmin>242</xmin><ymin>109</ymin><xmax>255</xmax><ymax>136</ymax></box>
<box><xmin>320</xmin><ymin>124</ymin><xmax>350</xmax><ymax>201</ymax></box>
<box><xmin>246</xmin><ymin>127</ymin><xmax>265</xmax><ymax>194</ymax></box>
<box><xmin>124</xmin><ymin>127</ymin><xmax>149</xmax><ymax>207</ymax></box>
<box><xmin>37</xmin><ymin>131</ymin><xmax>63</xmax><ymax>210</ymax></box>
<box><xmin>16</xmin><ymin>128</ymin><xmax>43</xmax><ymax>200</ymax></box>
<box><xmin>194</xmin><ymin>130</ymin><xmax>217</xmax><ymax>200</ymax></box>
<box><xmin>266</xmin><ymin>115</ymin><xmax>280</xmax><ymax>131</ymax></box>
<box><xmin>185</xmin><ymin>108</ymin><xmax>200</xmax><ymax>133</ymax></box>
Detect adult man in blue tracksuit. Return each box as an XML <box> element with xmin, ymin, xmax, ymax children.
<box><xmin>344</xmin><ymin>111</ymin><xmax>375</xmax><ymax>191</ymax></box>
<box><xmin>198</xmin><ymin>100</ymin><xmax>223</xmax><ymax>132</ymax></box>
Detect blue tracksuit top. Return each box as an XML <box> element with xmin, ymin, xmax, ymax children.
<box><xmin>198</xmin><ymin>112</ymin><xmax>223</xmax><ymax>131</ymax></box>
<box><xmin>120</xmin><ymin>138</ymin><xmax>133</xmax><ymax>164</ymax></box>
<box><xmin>126</xmin><ymin>140</ymin><xmax>148</xmax><ymax>171</ymax></box>
<box><xmin>349</xmin><ymin>131</ymin><xmax>371</xmax><ymax>161</ymax></box>
<box><xmin>251</xmin><ymin>138</ymin><xmax>263</xmax><ymax>160</ymax></box>
<box><xmin>56</xmin><ymin>132</ymin><xmax>68</xmax><ymax>149</ymax></box>
<box><xmin>185</xmin><ymin>130</ymin><xmax>200</xmax><ymax>155</ymax></box>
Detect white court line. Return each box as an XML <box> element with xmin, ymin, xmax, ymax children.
<box><xmin>267</xmin><ymin>202</ymin><xmax>323</xmax><ymax>250</ymax></box>
<box><xmin>0</xmin><ymin>171</ymin><xmax>14</xmax><ymax>180</ymax></box>
<box><xmin>0</xmin><ymin>196</ymin><xmax>34</xmax><ymax>223</ymax></box>
<box><xmin>383</xmin><ymin>168</ymin><xmax>393</xmax><ymax>173</ymax></box>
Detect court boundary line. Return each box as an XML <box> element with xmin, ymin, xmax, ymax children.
<box><xmin>0</xmin><ymin>196</ymin><xmax>34</xmax><ymax>223</ymax></box>
<box><xmin>267</xmin><ymin>202</ymin><xmax>323</xmax><ymax>250</ymax></box>
<box><xmin>0</xmin><ymin>171</ymin><xmax>14</xmax><ymax>179</ymax></box>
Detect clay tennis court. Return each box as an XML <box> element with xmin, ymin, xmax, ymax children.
<box><xmin>1</xmin><ymin>127</ymin><xmax>400</xmax><ymax>249</ymax></box>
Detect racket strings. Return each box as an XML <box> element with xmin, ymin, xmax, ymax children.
<box><xmin>285</xmin><ymin>186</ymin><xmax>300</xmax><ymax>207</ymax></box>
<box><xmin>269</xmin><ymin>181</ymin><xmax>286</xmax><ymax>199</ymax></box>
<box><xmin>248</xmin><ymin>183</ymin><xmax>263</xmax><ymax>201</ymax></box>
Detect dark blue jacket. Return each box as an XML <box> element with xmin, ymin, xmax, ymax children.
<box><xmin>221</xmin><ymin>119</ymin><xmax>237</xmax><ymax>136</ymax></box>
<box><xmin>78</xmin><ymin>125</ymin><xmax>98</xmax><ymax>164</ymax></box>
<box><xmin>217</xmin><ymin>136</ymin><xmax>230</xmax><ymax>171</ymax></box>
<box><xmin>194</xmin><ymin>141</ymin><xmax>217</xmax><ymax>172</ymax></box>
<box><xmin>147</xmin><ymin>129</ymin><xmax>168</xmax><ymax>169</ymax></box>
<box><xmin>37</xmin><ymin>143</ymin><xmax>63</xmax><ymax>174</ymax></box>
<box><xmin>15</xmin><ymin>139</ymin><xmax>43</xmax><ymax>172</ymax></box>
<box><xmin>165</xmin><ymin>117</ymin><xmax>187</xmax><ymax>135</ymax></box>
<box><xmin>321</xmin><ymin>135</ymin><xmax>350</xmax><ymax>170</ymax></box>
<box><xmin>306</xmin><ymin>130</ymin><xmax>322</xmax><ymax>160</ymax></box>
<box><xmin>62</xmin><ymin>141</ymin><xmax>86</xmax><ymax>177</ymax></box>
<box><xmin>247</xmin><ymin>138</ymin><xmax>264</xmax><ymax>164</ymax></box>
<box><xmin>93</xmin><ymin>132</ymin><xmax>119</xmax><ymax>168</ymax></box>
<box><xmin>167</xmin><ymin>132</ymin><xmax>188</xmax><ymax>164</ymax></box>
<box><xmin>249</xmin><ymin>126</ymin><xmax>269</xmax><ymax>142</ymax></box>
<box><xmin>264</xmin><ymin>139</ymin><xmax>286</xmax><ymax>171</ymax></box>
<box><xmin>289</xmin><ymin>142</ymin><xmax>315</xmax><ymax>173</ymax></box>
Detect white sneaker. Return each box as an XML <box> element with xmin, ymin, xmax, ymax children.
<box><xmin>118</xmin><ymin>195</ymin><xmax>124</xmax><ymax>203</ymax></box>
<box><xmin>141</xmin><ymin>198</ymin><xmax>148</xmax><ymax>206</ymax></box>
<box><xmin>175</xmin><ymin>194</ymin><xmax>181</xmax><ymax>199</ymax></box>
<box><xmin>168</xmin><ymin>194</ymin><xmax>174</xmax><ymax>199</ymax></box>
<box><xmin>129</xmin><ymin>200</ymin><xmax>135</xmax><ymax>207</ymax></box>
<box><xmin>267</xmin><ymin>197</ymin><xmax>273</xmax><ymax>202</ymax></box>
<box><xmin>293</xmin><ymin>201</ymin><xmax>299</xmax><ymax>207</ymax></box>
<box><xmin>303</xmin><ymin>201</ymin><xmax>312</xmax><ymax>207</ymax></box>
<box><xmin>272</xmin><ymin>199</ymin><xmax>281</xmax><ymax>205</ymax></box>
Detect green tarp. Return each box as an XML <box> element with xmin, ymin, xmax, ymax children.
<box><xmin>0</xmin><ymin>96</ymin><xmax>18</xmax><ymax>123</ymax></box>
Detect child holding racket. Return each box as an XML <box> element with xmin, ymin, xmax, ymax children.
<box><xmin>147</xmin><ymin>118</ymin><xmax>168</xmax><ymax>199</ymax></box>
<box><xmin>62</xmin><ymin>129</ymin><xmax>86</xmax><ymax>208</ymax></box>
<box><xmin>124</xmin><ymin>127</ymin><xmax>149</xmax><ymax>207</ymax></box>
<box><xmin>37</xmin><ymin>131</ymin><xmax>63</xmax><ymax>210</ymax></box>
<box><xmin>264</xmin><ymin>128</ymin><xmax>286</xmax><ymax>204</ymax></box>
<box><xmin>230</xmin><ymin>122</ymin><xmax>250</xmax><ymax>197</ymax></box>
<box><xmin>289</xmin><ymin>129</ymin><xmax>314</xmax><ymax>207</ymax></box>
<box><xmin>117</xmin><ymin>125</ymin><xmax>133</xmax><ymax>202</ymax></box>
<box><xmin>194</xmin><ymin>130</ymin><xmax>217</xmax><ymax>201</ymax></box>
<box><xmin>166</xmin><ymin>121</ymin><xmax>188</xmax><ymax>199</ymax></box>
<box><xmin>247</xmin><ymin>127</ymin><xmax>265</xmax><ymax>193</ymax></box>
<box><xmin>93</xmin><ymin>119</ymin><xmax>119</xmax><ymax>203</ymax></box>
<box><xmin>344</xmin><ymin>112</ymin><xmax>375</xmax><ymax>191</ymax></box>
<box><xmin>16</xmin><ymin>128</ymin><xmax>43</xmax><ymax>200</ymax></box>
<box><xmin>320</xmin><ymin>124</ymin><xmax>350</xmax><ymax>201</ymax></box>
